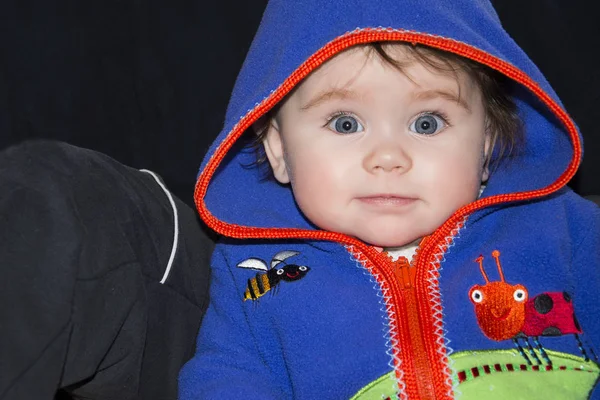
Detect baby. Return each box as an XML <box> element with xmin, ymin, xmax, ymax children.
<box><xmin>180</xmin><ymin>1</ymin><xmax>600</xmax><ymax>399</ymax></box>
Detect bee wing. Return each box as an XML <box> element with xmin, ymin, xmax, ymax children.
<box><xmin>271</xmin><ymin>250</ymin><xmax>300</xmax><ymax>269</ymax></box>
<box><xmin>237</xmin><ymin>257</ymin><xmax>269</xmax><ymax>271</ymax></box>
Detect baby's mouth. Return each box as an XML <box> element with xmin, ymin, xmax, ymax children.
<box><xmin>358</xmin><ymin>195</ymin><xmax>416</xmax><ymax>206</ymax></box>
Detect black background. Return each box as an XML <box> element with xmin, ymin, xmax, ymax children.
<box><xmin>1</xmin><ymin>1</ymin><xmax>598</xmax><ymax>207</ymax></box>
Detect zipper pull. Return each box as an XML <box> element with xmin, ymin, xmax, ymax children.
<box><xmin>391</xmin><ymin>256</ymin><xmax>414</xmax><ymax>289</ymax></box>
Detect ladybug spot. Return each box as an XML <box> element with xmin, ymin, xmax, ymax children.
<box><xmin>563</xmin><ymin>291</ymin><xmax>572</xmax><ymax>302</ymax></box>
<box><xmin>534</xmin><ymin>293</ymin><xmax>553</xmax><ymax>314</ymax></box>
<box><xmin>542</xmin><ymin>326</ymin><xmax>562</xmax><ymax>336</ymax></box>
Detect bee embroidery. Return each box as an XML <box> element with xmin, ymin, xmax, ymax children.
<box><xmin>237</xmin><ymin>250</ymin><xmax>310</xmax><ymax>301</ymax></box>
<box><xmin>469</xmin><ymin>250</ymin><xmax>596</xmax><ymax>365</ymax></box>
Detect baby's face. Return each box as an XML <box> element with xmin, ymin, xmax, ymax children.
<box><xmin>263</xmin><ymin>45</ymin><xmax>490</xmax><ymax>247</ymax></box>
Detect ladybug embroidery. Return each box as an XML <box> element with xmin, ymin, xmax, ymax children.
<box><xmin>237</xmin><ymin>250</ymin><xmax>310</xmax><ymax>301</ymax></box>
<box><xmin>469</xmin><ymin>250</ymin><xmax>595</xmax><ymax>365</ymax></box>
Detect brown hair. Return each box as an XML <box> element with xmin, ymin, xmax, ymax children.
<box><xmin>253</xmin><ymin>42</ymin><xmax>522</xmax><ymax>174</ymax></box>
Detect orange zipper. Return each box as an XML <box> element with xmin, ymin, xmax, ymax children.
<box><xmin>353</xmin><ymin>236</ymin><xmax>452</xmax><ymax>399</ymax></box>
<box><xmin>397</xmin><ymin>259</ymin><xmax>436</xmax><ymax>397</ymax></box>
<box><xmin>389</xmin><ymin>256</ymin><xmax>414</xmax><ymax>289</ymax></box>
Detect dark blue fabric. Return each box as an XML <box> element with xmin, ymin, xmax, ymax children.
<box><xmin>180</xmin><ymin>241</ymin><xmax>396</xmax><ymax>399</ymax></box>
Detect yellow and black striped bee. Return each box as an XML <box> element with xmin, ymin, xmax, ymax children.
<box><xmin>237</xmin><ymin>250</ymin><xmax>310</xmax><ymax>301</ymax></box>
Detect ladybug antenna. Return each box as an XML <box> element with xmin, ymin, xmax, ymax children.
<box><xmin>492</xmin><ymin>250</ymin><xmax>505</xmax><ymax>282</ymax></box>
<box><xmin>475</xmin><ymin>255</ymin><xmax>489</xmax><ymax>283</ymax></box>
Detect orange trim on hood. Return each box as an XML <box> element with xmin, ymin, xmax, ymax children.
<box><xmin>194</xmin><ymin>28</ymin><xmax>581</xmax><ymax>242</ymax></box>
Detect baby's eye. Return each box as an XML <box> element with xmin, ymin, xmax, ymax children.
<box><xmin>327</xmin><ymin>114</ymin><xmax>364</xmax><ymax>134</ymax></box>
<box><xmin>409</xmin><ymin>113</ymin><xmax>447</xmax><ymax>135</ymax></box>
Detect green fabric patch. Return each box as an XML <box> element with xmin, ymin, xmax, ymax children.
<box><xmin>450</xmin><ymin>349</ymin><xmax>600</xmax><ymax>400</ymax></box>
<box><xmin>350</xmin><ymin>350</ymin><xmax>599</xmax><ymax>399</ymax></box>
<box><xmin>350</xmin><ymin>371</ymin><xmax>396</xmax><ymax>400</ymax></box>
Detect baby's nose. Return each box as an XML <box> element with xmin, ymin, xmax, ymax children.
<box><xmin>363</xmin><ymin>141</ymin><xmax>411</xmax><ymax>173</ymax></box>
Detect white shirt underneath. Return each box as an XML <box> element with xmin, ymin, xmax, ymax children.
<box><xmin>384</xmin><ymin>238</ymin><xmax>420</xmax><ymax>262</ymax></box>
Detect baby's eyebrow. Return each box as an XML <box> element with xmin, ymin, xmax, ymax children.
<box><xmin>300</xmin><ymin>88</ymin><xmax>359</xmax><ymax>111</ymax></box>
<box><xmin>300</xmin><ymin>87</ymin><xmax>472</xmax><ymax>112</ymax></box>
<box><xmin>413</xmin><ymin>89</ymin><xmax>472</xmax><ymax>113</ymax></box>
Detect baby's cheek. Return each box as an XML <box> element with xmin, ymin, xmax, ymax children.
<box><xmin>440</xmin><ymin>163</ymin><xmax>482</xmax><ymax>201</ymax></box>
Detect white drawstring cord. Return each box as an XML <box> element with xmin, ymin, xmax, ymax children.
<box><xmin>140</xmin><ymin>169</ymin><xmax>179</xmax><ymax>284</ymax></box>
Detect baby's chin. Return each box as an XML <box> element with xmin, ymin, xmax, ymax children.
<box><xmin>319</xmin><ymin>222</ymin><xmax>431</xmax><ymax>249</ymax></box>
<box><xmin>356</xmin><ymin>233</ymin><xmax>424</xmax><ymax>249</ymax></box>
<box><xmin>334</xmin><ymin>221</ymin><xmax>435</xmax><ymax>249</ymax></box>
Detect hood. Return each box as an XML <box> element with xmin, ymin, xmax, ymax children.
<box><xmin>195</xmin><ymin>0</ymin><xmax>581</xmax><ymax>245</ymax></box>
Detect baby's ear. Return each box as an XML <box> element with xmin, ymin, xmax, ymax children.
<box><xmin>481</xmin><ymin>131</ymin><xmax>492</xmax><ymax>182</ymax></box>
<box><xmin>262</xmin><ymin>119</ymin><xmax>290</xmax><ymax>184</ymax></box>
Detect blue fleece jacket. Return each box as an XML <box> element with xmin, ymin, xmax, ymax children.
<box><xmin>179</xmin><ymin>0</ymin><xmax>600</xmax><ymax>399</ymax></box>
